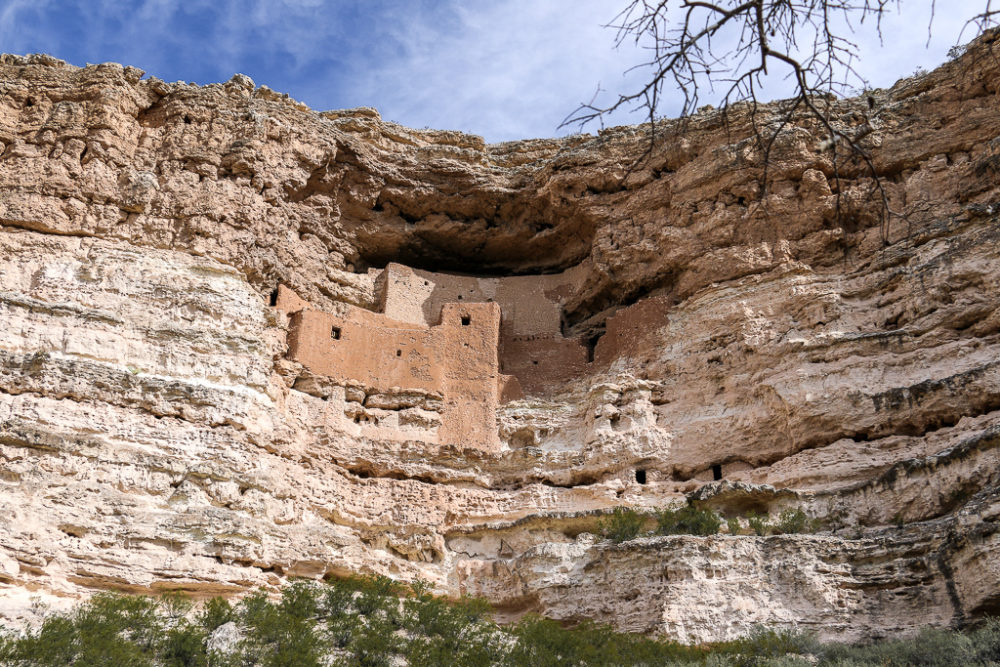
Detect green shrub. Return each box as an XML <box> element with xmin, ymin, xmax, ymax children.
<box><xmin>2</xmin><ymin>583</ymin><xmax>998</xmax><ymax>667</ymax></box>
<box><xmin>717</xmin><ymin>626</ymin><xmax>819</xmax><ymax>663</ymax></box>
<box><xmin>748</xmin><ymin>512</ymin><xmax>771</xmax><ymax>536</ymax></box>
<box><xmin>727</xmin><ymin>516</ymin><xmax>742</xmax><ymax>535</ymax></box>
<box><xmin>354</xmin><ymin>574</ymin><xmax>400</xmax><ymax>616</ymax></box>
<box><xmin>772</xmin><ymin>508</ymin><xmax>813</xmax><ymax>534</ymax></box>
<box><xmin>599</xmin><ymin>506</ymin><xmax>647</xmax><ymax>543</ymax></box>
<box><xmin>235</xmin><ymin>585</ymin><xmax>324</xmax><ymax>667</ymax></box>
<box><xmin>772</xmin><ymin>508</ymin><xmax>821</xmax><ymax>535</ymax></box>
<box><xmin>507</xmin><ymin>615</ymin><xmax>704</xmax><ymax>666</ymax></box>
<box><xmin>197</xmin><ymin>597</ymin><xmax>233</xmax><ymax>632</ymax></box>
<box><xmin>159</xmin><ymin>623</ymin><xmax>208</xmax><ymax>667</ymax></box>
<box><xmin>656</xmin><ymin>504</ymin><xmax>722</xmax><ymax>536</ymax></box>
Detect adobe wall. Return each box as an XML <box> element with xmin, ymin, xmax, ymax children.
<box><xmin>500</xmin><ymin>336</ymin><xmax>590</xmax><ymax>396</ymax></box>
<box><xmin>380</xmin><ymin>262</ymin><xmax>595</xmax><ymax>395</ymax></box>
<box><xmin>380</xmin><ymin>262</ymin><xmax>588</xmax><ymax>337</ymax></box>
<box><xmin>594</xmin><ymin>296</ymin><xmax>672</xmax><ymax>367</ymax></box>
<box><xmin>277</xmin><ymin>285</ymin><xmax>503</xmax><ymax>451</ymax></box>
<box><xmin>276</xmin><ymin>265</ymin><xmax>672</xmax><ymax>444</ymax></box>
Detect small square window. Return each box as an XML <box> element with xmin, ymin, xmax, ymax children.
<box><xmin>331</xmin><ymin>326</ymin><xmax>342</xmax><ymax>340</ymax></box>
<box><xmin>461</xmin><ymin>315</ymin><xmax>471</xmax><ymax>326</ymax></box>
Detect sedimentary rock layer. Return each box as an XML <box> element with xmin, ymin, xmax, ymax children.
<box><xmin>0</xmin><ymin>30</ymin><xmax>998</xmax><ymax>642</ymax></box>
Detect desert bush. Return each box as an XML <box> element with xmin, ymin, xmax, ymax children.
<box><xmin>1</xmin><ymin>582</ymin><xmax>997</xmax><ymax>666</ymax></box>
<box><xmin>600</xmin><ymin>506</ymin><xmax>647</xmax><ymax>543</ymax></box>
<box><xmin>354</xmin><ymin>574</ymin><xmax>400</xmax><ymax>616</ymax></box>
<box><xmin>714</xmin><ymin>626</ymin><xmax>820</xmax><ymax>665</ymax></box>
<box><xmin>0</xmin><ymin>593</ymin><xmax>167</xmax><ymax>666</ymax></box>
<box><xmin>772</xmin><ymin>508</ymin><xmax>821</xmax><ymax>535</ymax></box>
<box><xmin>235</xmin><ymin>585</ymin><xmax>325</xmax><ymax>667</ymax></box>
<box><xmin>727</xmin><ymin>516</ymin><xmax>742</xmax><ymax>535</ymax></box>
<box><xmin>506</xmin><ymin>615</ymin><xmax>705</xmax><ymax>666</ymax></box>
<box><xmin>198</xmin><ymin>596</ymin><xmax>234</xmax><ymax>632</ymax></box>
<box><xmin>818</xmin><ymin>620</ymin><xmax>1000</xmax><ymax>666</ymax></box>
<box><xmin>748</xmin><ymin>512</ymin><xmax>771</xmax><ymax>536</ymax></box>
<box><xmin>656</xmin><ymin>504</ymin><xmax>722</xmax><ymax>536</ymax></box>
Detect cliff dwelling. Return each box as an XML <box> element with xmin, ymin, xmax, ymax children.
<box><xmin>275</xmin><ymin>261</ymin><xmax>672</xmax><ymax>451</ymax></box>
<box><xmin>2</xmin><ymin>32</ymin><xmax>1000</xmax><ymax>649</ymax></box>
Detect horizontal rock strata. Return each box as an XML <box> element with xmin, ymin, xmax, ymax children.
<box><xmin>0</xmin><ymin>31</ymin><xmax>999</xmax><ymax>642</ymax></box>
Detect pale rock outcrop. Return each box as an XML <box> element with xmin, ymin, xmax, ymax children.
<box><xmin>0</xmin><ymin>30</ymin><xmax>999</xmax><ymax>642</ymax></box>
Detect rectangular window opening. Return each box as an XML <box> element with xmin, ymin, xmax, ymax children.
<box><xmin>712</xmin><ymin>464</ymin><xmax>722</xmax><ymax>481</ymax></box>
<box><xmin>331</xmin><ymin>326</ymin><xmax>342</xmax><ymax>340</ymax></box>
<box><xmin>461</xmin><ymin>315</ymin><xmax>471</xmax><ymax>326</ymax></box>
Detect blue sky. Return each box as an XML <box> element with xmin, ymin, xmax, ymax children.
<box><xmin>0</xmin><ymin>0</ymin><xmax>989</xmax><ymax>142</ymax></box>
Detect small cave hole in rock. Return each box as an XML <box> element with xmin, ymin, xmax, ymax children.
<box><xmin>712</xmin><ymin>464</ymin><xmax>723</xmax><ymax>481</ymax></box>
<box><xmin>268</xmin><ymin>287</ymin><xmax>279</xmax><ymax>307</ymax></box>
<box><xmin>461</xmin><ymin>315</ymin><xmax>471</xmax><ymax>326</ymax></box>
<box><xmin>532</xmin><ymin>360</ymin><xmax>538</xmax><ymax>365</ymax></box>
<box><xmin>183</xmin><ymin>115</ymin><xmax>192</xmax><ymax>124</ymax></box>
<box><xmin>423</xmin><ymin>280</ymin><xmax>429</xmax><ymax>286</ymax></box>
<box><xmin>330</xmin><ymin>326</ymin><xmax>342</xmax><ymax>340</ymax></box>
<box><xmin>25</xmin><ymin>97</ymin><xmax>34</xmax><ymax>107</ymax></box>
<box><xmin>635</xmin><ymin>469</ymin><xmax>647</xmax><ymax>485</ymax></box>
<box><xmin>457</xmin><ymin>294</ymin><xmax>463</xmax><ymax>300</ymax></box>
<box><xmin>396</xmin><ymin>349</ymin><xmax>402</xmax><ymax>357</ymax></box>
<box><xmin>584</xmin><ymin>334</ymin><xmax>601</xmax><ymax>363</ymax></box>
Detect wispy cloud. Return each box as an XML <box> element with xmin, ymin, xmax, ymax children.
<box><xmin>0</xmin><ymin>0</ymin><xmax>989</xmax><ymax>141</ymax></box>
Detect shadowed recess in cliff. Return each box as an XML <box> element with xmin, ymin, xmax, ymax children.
<box><xmin>345</xmin><ymin>187</ymin><xmax>600</xmax><ymax>276</ymax></box>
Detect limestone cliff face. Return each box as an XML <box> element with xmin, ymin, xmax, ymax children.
<box><xmin>1</xmin><ymin>30</ymin><xmax>999</xmax><ymax>643</ymax></box>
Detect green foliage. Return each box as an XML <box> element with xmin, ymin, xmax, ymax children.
<box><xmin>2</xmin><ymin>581</ymin><xmax>998</xmax><ymax>667</ymax></box>
<box><xmin>714</xmin><ymin>626</ymin><xmax>820</xmax><ymax>666</ymax></box>
<box><xmin>0</xmin><ymin>592</ymin><xmax>165</xmax><ymax>666</ymax></box>
<box><xmin>235</xmin><ymin>584</ymin><xmax>324</xmax><ymax>667</ymax></box>
<box><xmin>727</xmin><ymin>516</ymin><xmax>742</xmax><ymax>535</ymax></box>
<box><xmin>772</xmin><ymin>508</ymin><xmax>820</xmax><ymax>535</ymax></box>
<box><xmin>819</xmin><ymin>618</ymin><xmax>1000</xmax><ymax>666</ymax></box>
<box><xmin>599</xmin><ymin>506</ymin><xmax>647</xmax><ymax>543</ymax></box>
<box><xmin>656</xmin><ymin>504</ymin><xmax>722</xmax><ymax>536</ymax></box>
<box><xmin>198</xmin><ymin>596</ymin><xmax>233</xmax><ymax>631</ymax></box>
<box><xmin>749</xmin><ymin>511</ymin><xmax>771</xmax><ymax>536</ymax></box>
<box><xmin>507</xmin><ymin>615</ymin><xmax>704</xmax><ymax>666</ymax></box>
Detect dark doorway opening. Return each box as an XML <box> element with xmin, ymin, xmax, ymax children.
<box><xmin>269</xmin><ymin>287</ymin><xmax>279</xmax><ymax>307</ymax></box>
<box><xmin>635</xmin><ymin>469</ymin><xmax>647</xmax><ymax>485</ymax></box>
<box><xmin>331</xmin><ymin>326</ymin><xmax>342</xmax><ymax>340</ymax></box>
<box><xmin>712</xmin><ymin>464</ymin><xmax>722</xmax><ymax>481</ymax></box>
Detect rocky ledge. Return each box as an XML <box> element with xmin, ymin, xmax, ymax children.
<box><xmin>0</xmin><ymin>30</ymin><xmax>998</xmax><ymax>643</ymax></box>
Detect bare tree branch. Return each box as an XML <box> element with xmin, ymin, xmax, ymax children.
<box><xmin>564</xmin><ymin>1</ymin><xmax>998</xmax><ymax>245</ymax></box>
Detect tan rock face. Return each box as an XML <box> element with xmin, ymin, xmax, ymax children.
<box><xmin>1</xmin><ymin>31</ymin><xmax>999</xmax><ymax>642</ymax></box>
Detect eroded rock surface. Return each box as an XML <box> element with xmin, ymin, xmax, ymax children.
<box><xmin>0</xmin><ymin>31</ymin><xmax>999</xmax><ymax>642</ymax></box>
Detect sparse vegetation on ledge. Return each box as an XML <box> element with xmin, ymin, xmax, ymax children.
<box><xmin>3</xmin><ymin>580</ymin><xmax>998</xmax><ymax>666</ymax></box>
<box><xmin>599</xmin><ymin>505</ymin><xmax>823</xmax><ymax>544</ymax></box>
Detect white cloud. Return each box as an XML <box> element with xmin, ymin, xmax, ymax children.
<box><xmin>0</xmin><ymin>0</ymin><xmax>992</xmax><ymax>141</ymax></box>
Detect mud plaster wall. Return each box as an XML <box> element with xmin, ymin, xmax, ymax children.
<box><xmin>285</xmin><ymin>259</ymin><xmax>677</xmax><ymax>402</ymax></box>
<box><xmin>380</xmin><ymin>262</ymin><xmax>589</xmax><ymax>337</ymax></box>
<box><xmin>594</xmin><ymin>296</ymin><xmax>673</xmax><ymax>367</ymax></box>
<box><xmin>381</xmin><ymin>262</ymin><xmax>606</xmax><ymax>393</ymax></box>
<box><xmin>280</xmin><ymin>287</ymin><xmax>503</xmax><ymax>451</ymax></box>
